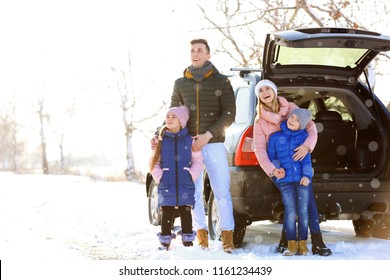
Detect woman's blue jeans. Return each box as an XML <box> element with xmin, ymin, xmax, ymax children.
<box><xmin>276</xmin><ymin>182</ymin><xmax>311</xmax><ymax>240</ymax></box>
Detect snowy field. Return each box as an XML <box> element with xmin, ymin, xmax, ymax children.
<box><xmin>1</xmin><ymin>172</ymin><xmax>390</xmax><ymax>279</ymax></box>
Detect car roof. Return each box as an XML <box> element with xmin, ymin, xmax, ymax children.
<box><xmin>262</xmin><ymin>27</ymin><xmax>390</xmax><ymax>84</ymax></box>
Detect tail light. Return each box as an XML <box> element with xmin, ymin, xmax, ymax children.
<box><xmin>234</xmin><ymin>126</ymin><xmax>259</xmax><ymax>166</ymax></box>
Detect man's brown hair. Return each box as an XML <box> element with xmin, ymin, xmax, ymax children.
<box><xmin>190</xmin><ymin>39</ymin><xmax>210</xmax><ymax>54</ymax></box>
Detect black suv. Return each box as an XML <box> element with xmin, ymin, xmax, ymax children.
<box><xmin>146</xmin><ymin>28</ymin><xmax>390</xmax><ymax>247</ymax></box>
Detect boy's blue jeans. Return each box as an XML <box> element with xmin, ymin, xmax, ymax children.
<box><xmin>276</xmin><ymin>182</ymin><xmax>311</xmax><ymax>241</ymax></box>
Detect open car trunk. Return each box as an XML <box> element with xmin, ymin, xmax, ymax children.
<box><xmin>278</xmin><ymin>84</ymin><xmax>387</xmax><ymax>179</ymax></box>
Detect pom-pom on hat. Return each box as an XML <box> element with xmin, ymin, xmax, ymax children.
<box><xmin>289</xmin><ymin>108</ymin><xmax>312</xmax><ymax>130</ymax></box>
<box><xmin>255</xmin><ymin>79</ymin><xmax>278</xmax><ymax>97</ymax></box>
<box><xmin>167</xmin><ymin>106</ymin><xmax>190</xmax><ymax>128</ymax></box>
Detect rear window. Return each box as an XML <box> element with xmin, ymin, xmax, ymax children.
<box><xmin>275</xmin><ymin>45</ymin><xmax>368</xmax><ymax>68</ymax></box>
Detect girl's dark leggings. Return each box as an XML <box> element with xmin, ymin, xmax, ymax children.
<box><xmin>161</xmin><ymin>205</ymin><xmax>192</xmax><ymax>235</ymax></box>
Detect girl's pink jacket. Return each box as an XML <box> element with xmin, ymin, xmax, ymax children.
<box><xmin>253</xmin><ymin>96</ymin><xmax>318</xmax><ymax>176</ymax></box>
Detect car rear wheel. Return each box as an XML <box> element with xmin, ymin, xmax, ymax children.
<box><xmin>208</xmin><ymin>192</ymin><xmax>220</xmax><ymax>240</ymax></box>
<box><xmin>353</xmin><ymin>218</ymin><xmax>390</xmax><ymax>239</ymax></box>
<box><xmin>148</xmin><ymin>179</ymin><xmax>161</xmax><ymax>226</ymax></box>
<box><xmin>352</xmin><ymin>218</ymin><xmax>373</xmax><ymax>237</ymax></box>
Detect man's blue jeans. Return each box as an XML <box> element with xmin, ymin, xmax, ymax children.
<box><xmin>192</xmin><ymin>143</ymin><xmax>235</xmax><ymax>231</ymax></box>
<box><xmin>276</xmin><ymin>182</ymin><xmax>310</xmax><ymax>241</ymax></box>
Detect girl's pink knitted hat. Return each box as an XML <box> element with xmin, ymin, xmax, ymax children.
<box><xmin>168</xmin><ymin>106</ymin><xmax>190</xmax><ymax>128</ymax></box>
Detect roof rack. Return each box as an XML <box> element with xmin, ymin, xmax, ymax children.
<box><xmin>230</xmin><ymin>68</ymin><xmax>262</xmax><ymax>78</ymax></box>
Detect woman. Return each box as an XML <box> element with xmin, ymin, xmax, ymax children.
<box><xmin>253</xmin><ymin>79</ymin><xmax>332</xmax><ymax>256</ymax></box>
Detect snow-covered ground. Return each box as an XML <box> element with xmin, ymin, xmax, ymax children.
<box><xmin>1</xmin><ymin>172</ymin><xmax>390</xmax><ymax>279</ymax></box>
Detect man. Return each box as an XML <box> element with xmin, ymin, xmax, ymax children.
<box><xmin>170</xmin><ymin>39</ymin><xmax>236</xmax><ymax>252</ymax></box>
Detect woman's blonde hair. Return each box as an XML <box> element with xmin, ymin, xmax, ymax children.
<box><xmin>255</xmin><ymin>95</ymin><xmax>280</xmax><ymax>121</ymax></box>
<box><xmin>149</xmin><ymin>125</ymin><xmax>168</xmax><ymax>172</ymax></box>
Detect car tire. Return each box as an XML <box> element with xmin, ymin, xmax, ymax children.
<box><xmin>148</xmin><ymin>179</ymin><xmax>161</xmax><ymax>226</ymax></box>
<box><xmin>371</xmin><ymin>221</ymin><xmax>390</xmax><ymax>240</ymax></box>
<box><xmin>207</xmin><ymin>191</ymin><xmax>220</xmax><ymax>240</ymax></box>
<box><xmin>352</xmin><ymin>218</ymin><xmax>374</xmax><ymax>237</ymax></box>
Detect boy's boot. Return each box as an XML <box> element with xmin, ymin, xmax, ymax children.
<box><xmin>311</xmin><ymin>232</ymin><xmax>332</xmax><ymax>256</ymax></box>
<box><xmin>197</xmin><ymin>229</ymin><xmax>209</xmax><ymax>249</ymax></box>
<box><xmin>178</xmin><ymin>230</ymin><xmax>196</xmax><ymax>247</ymax></box>
<box><xmin>283</xmin><ymin>240</ymin><xmax>297</xmax><ymax>256</ymax></box>
<box><xmin>276</xmin><ymin>231</ymin><xmax>288</xmax><ymax>253</ymax></box>
<box><xmin>297</xmin><ymin>240</ymin><xmax>309</xmax><ymax>256</ymax></box>
<box><xmin>221</xmin><ymin>230</ymin><xmax>235</xmax><ymax>253</ymax></box>
<box><xmin>157</xmin><ymin>233</ymin><xmax>175</xmax><ymax>251</ymax></box>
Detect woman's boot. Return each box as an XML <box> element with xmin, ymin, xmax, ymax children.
<box><xmin>311</xmin><ymin>232</ymin><xmax>332</xmax><ymax>256</ymax></box>
<box><xmin>283</xmin><ymin>240</ymin><xmax>297</xmax><ymax>256</ymax></box>
<box><xmin>276</xmin><ymin>231</ymin><xmax>288</xmax><ymax>253</ymax></box>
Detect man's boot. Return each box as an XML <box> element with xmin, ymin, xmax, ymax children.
<box><xmin>197</xmin><ymin>229</ymin><xmax>209</xmax><ymax>249</ymax></box>
<box><xmin>221</xmin><ymin>230</ymin><xmax>235</xmax><ymax>253</ymax></box>
<box><xmin>311</xmin><ymin>232</ymin><xmax>332</xmax><ymax>256</ymax></box>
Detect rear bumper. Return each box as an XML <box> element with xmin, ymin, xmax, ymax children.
<box><xmin>230</xmin><ymin>166</ymin><xmax>390</xmax><ymax>222</ymax></box>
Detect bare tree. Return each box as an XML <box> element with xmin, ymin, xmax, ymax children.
<box><xmin>111</xmin><ymin>51</ymin><xmax>166</xmax><ymax>181</ymax></box>
<box><xmin>0</xmin><ymin>96</ymin><xmax>24</xmax><ymax>172</ymax></box>
<box><xmin>47</xmin><ymin>99</ymin><xmax>77</xmax><ymax>173</ymax></box>
<box><xmin>198</xmin><ymin>0</ymin><xmax>390</xmax><ymax>68</ymax></box>
<box><xmin>36</xmin><ymin>95</ymin><xmax>50</xmax><ymax>174</ymax></box>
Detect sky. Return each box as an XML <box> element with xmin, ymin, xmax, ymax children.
<box><xmin>1</xmin><ymin>172</ymin><xmax>390</xmax><ymax>280</ymax></box>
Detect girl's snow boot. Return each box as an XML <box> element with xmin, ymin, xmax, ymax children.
<box><xmin>178</xmin><ymin>230</ymin><xmax>196</xmax><ymax>247</ymax></box>
<box><xmin>158</xmin><ymin>232</ymin><xmax>176</xmax><ymax>251</ymax></box>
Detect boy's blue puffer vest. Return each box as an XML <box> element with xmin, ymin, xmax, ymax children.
<box><xmin>158</xmin><ymin>127</ymin><xmax>195</xmax><ymax>208</ymax></box>
<box><xmin>267</xmin><ymin>120</ymin><xmax>313</xmax><ymax>184</ymax></box>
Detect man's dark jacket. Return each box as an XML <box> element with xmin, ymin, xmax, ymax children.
<box><xmin>170</xmin><ymin>65</ymin><xmax>236</xmax><ymax>143</ymax></box>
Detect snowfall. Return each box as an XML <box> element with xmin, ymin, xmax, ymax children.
<box><xmin>1</xmin><ymin>172</ymin><xmax>390</xmax><ymax>280</ymax></box>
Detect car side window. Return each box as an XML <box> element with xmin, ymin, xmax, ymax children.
<box><xmin>235</xmin><ymin>87</ymin><xmax>251</xmax><ymax>124</ymax></box>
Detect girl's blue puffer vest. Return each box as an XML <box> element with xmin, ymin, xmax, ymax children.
<box><xmin>267</xmin><ymin>120</ymin><xmax>313</xmax><ymax>185</ymax></box>
<box><xmin>158</xmin><ymin>127</ymin><xmax>195</xmax><ymax>208</ymax></box>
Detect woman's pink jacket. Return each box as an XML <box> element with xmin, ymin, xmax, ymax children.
<box><xmin>253</xmin><ymin>96</ymin><xmax>318</xmax><ymax>176</ymax></box>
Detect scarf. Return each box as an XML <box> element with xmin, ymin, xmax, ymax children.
<box><xmin>185</xmin><ymin>60</ymin><xmax>214</xmax><ymax>82</ymax></box>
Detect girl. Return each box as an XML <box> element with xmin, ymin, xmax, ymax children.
<box><xmin>149</xmin><ymin>106</ymin><xmax>203</xmax><ymax>250</ymax></box>
<box><xmin>253</xmin><ymin>79</ymin><xmax>332</xmax><ymax>256</ymax></box>
<box><xmin>267</xmin><ymin>108</ymin><xmax>313</xmax><ymax>256</ymax></box>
